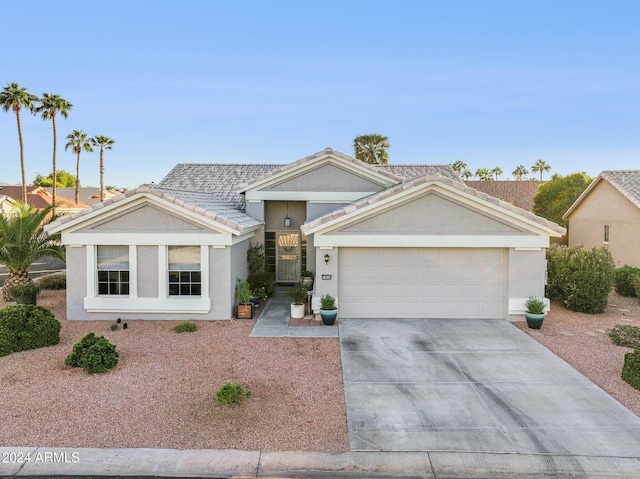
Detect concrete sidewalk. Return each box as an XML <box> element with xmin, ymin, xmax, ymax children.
<box><xmin>2</xmin><ymin>446</ymin><xmax>640</xmax><ymax>478</ymax></box>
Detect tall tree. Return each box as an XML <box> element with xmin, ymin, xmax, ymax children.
<box><xmin>474</xmin><ymin>168</ymin><xmax>492</xmax><ymax>181</ymax></box>
<box><xmin>0</xmin><ymin>203</ymin><xmax>64</xmax><ymax>299</ymax></box>
<box><xmin>512</xmin><ymin>165</ymin><xmax>529</xmax><ymax>181</ymax></box>
<box><xmin>65</xmin><ymin>130</ymin><xmax>93</xmax><ymax>203</ymax></box>
<box><xmin>531</xmin><ymin>159</ymin><xmax>551</xmax><ymax>181</ymax></box>
<box><xmin>533</xmin><ymin>172</ymin><xmax>592</xmax><ymax>228</ymax></box>
<box><xmin>0</xmin><ymin>83</ymin><xmax>38</xmax><ymax>202</ymax></box>
<box><xmin>91</xmin><ymin>135</ymin><xmax>115</xmax><ymax>201</ymax></box>
<box><xmin>451</xmin><ymin>159</ymin><xmax>472</xmax><ymax>180</ymax></box>
<box><xmin>353</xmin><ymin>133</ymin><xmax>390</xmax><ymax>165</ymax></box>
<box><xmin>490</xmin><ymin>166</ymin><xmax>503</xmax><ymax>180</ymax></box>
<box><xmin>459</xmin><ymin>168</ymin><xmax>473</xmax><ymax>181</ymax></box>
<box><xmin>33</xmin><ymin>170</ymin><xmax>77</xmax><ymax>187</ymax></box>
<box><xmin>34</xmin><ymin>93</ymin><xmax>73</xmax><ymax>210</ymax></box>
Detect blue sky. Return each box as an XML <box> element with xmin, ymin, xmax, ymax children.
<box><xmin>1</xmin><ymin>0</ymin><xmax>639</xmax><ymax>189</ymax></box>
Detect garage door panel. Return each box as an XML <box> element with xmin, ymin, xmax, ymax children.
<box><xmin>339</xmin><ymin>248</ymin><xmax>506</xmax><ymax>319</ymax></box>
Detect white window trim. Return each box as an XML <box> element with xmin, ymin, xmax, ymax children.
<box><xmin>84</xmin><ymin>245</ymin><xmax>211</xmax><ymax>313</ymax></box>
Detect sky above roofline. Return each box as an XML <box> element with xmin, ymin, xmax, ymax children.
<box><xmin>2</xmin><ymin>0</ymin><xmax>639</xmax><ymax>190</ymax></box>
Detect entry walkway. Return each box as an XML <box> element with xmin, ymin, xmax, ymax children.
<box><xmin>249</xmin><ymin>287</ymin><xmax>338</xmax><ymax>338</ymax></box>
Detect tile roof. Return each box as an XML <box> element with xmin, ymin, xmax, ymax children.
<box><xmin>46</xmin><ymin>185</ymin><xmax>262</xmax><ymax>234</ymax></box>
<box><xmin>301</xmin><ymin>175</ymin><xmax>566</xmax><ymax>235</ymax></box>
<box><xmin>564</xmin><ymin>170</ymin><xmax>640</xmax><ymax>218</ymax></box>
<box><xmin>159</xmin><ymin>148</ymin><xmax>461</xmax><ymax>210</ymax></box>
<box><xmin>42</xmin><ymin>187</ymin><xmax>118</xmax><ymax>205</ymax></box>
<box><xmin>464</xmin><ymin>181</ymin><xmax>543</xmax><ymax>211</ymax></box>
<box><xmin>0</xmin><ymin>185</ymin><xmax>90</xmax><ymax>209</ymax></box>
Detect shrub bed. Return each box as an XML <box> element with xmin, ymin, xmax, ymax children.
<box><xmin>0</xmin><ymin>305</ymin><xmax>61</xmax><ymax>357</ymax></box>
<box><xmin>65</xmin><ymin>332</ymin><xmax>118</xmax><ymax>374</ymax></box>
<box><xmin>546</xmin><ymin>244</ymin><xmax>615</xmax><ymax>314</ymax></box>
<box><xmin>622</xmin><ymin>349</ymin><xmax>640</xmax><ymax>391</ymax></box>
<box><xmin>38</xmin><ymin>273</ymin><xmax>66</xmax><ymax>290</ymax></box>
<box><xmin>608</xmin><ymin>325</ymin><xmax>640</xmax><ymax>349</ymax></box>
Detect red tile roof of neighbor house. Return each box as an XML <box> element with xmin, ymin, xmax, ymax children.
<box><xmin>464</xmin><ymin>180</ymin><xmax>543</xmax><ymax>211</ymax></box>
<box><xmin>0</xmin><ymin>185</ymin><xmax>89</xmax><ymax>209</ymax></box>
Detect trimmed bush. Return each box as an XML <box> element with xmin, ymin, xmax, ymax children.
<box><xmin>173</xmin><ymin>321</ymin><xmax>197</xmax><ymax>333</ymax></box>
<box><xmin>614</xmin><ymin>266</ymin><xmax>640</xmax><ymax>297</ymax></box>
<box><xmin>38</xmin><ymin>273</ymin><xmax>66</xmax><ymax>290</ymax></box>
<box><xmin>65</xmin><ymin>332</ymin><xmax>118</xmax><ymax>374</ymax></box>
<box><xmin>216</xmin><ymin>381</ymin><xmax>251</xmax><ymax>406</ymax></box>
<box><xmin>546</xmin><ymin>244</ymin><xmax>615</xmax><ymax>314</ymax></box>
<box><xmin>6</xmin><ymin>282</ymin><xmax>41</xmax><ymax>305</ymax></box>
<box><xmin>607</xmin><ymin>325</ymin><xmax>640</xmax><ymax>349</ymax></box>
<box><xmin>622</xmin><ymin>349</ymin><xmax>640</xmax><ymax>391</ymax></box>
<box><xmin>0</xmin><ymin>305</ymin><xmax>61</xmax><ymax>357</ymax></box>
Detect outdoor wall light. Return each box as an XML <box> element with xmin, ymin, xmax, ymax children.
<box><xmin>284</xmin><ymin>216</ymin><xmax>291</xmax><ymax>227</ymax></box>
<box><xmin>324</xmin><ymin>253</ymin><xmax>330</xmax><ymax>265</ymax></box>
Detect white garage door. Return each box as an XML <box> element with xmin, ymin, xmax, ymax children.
<box><xmin>338</xmin><ymin>248</ymin><xmax>507</xmax><ymax>319</ymax></box>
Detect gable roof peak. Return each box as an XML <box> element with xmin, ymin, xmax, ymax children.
<box><xmin>564</xmin><ymin>170</ymin><xmax>640</xmax><ymax>219</ymax></box>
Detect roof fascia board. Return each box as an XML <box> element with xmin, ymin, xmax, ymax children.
<box><xmin>244</xmin><ymin>190</ymin><xmax>380</xmax><ymax>202</ymax></box>
<box><xmin>238</xmin><ymin>154</ymin><xmax>398</xmax><ymax>194</ymax></box>
<box><xmin>312</xmin><ymin>234</ymin><xmax>550</xmax><ymax>248</ymax></box>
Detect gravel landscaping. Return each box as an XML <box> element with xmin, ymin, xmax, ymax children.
<box><xmin>514</xmin><ymin>292</ymin><xmax>640</xmax><ymax>417</ymax></box>
<box><xmin>1</xmin><ymin>289</ymin><xmax>638</xmax><ymax>452</ymax></box>
<box><xmin>0</xmin><ymin>290</ymin><xmax>349</xmax><ymax>452</ymax></box>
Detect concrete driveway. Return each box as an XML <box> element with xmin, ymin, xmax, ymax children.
<box><xmin>340</xmin><ymin>318</ymin><xmax>640</xmax><ymax>456</ymax></box>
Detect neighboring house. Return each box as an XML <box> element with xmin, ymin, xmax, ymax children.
<box><xmin>0</xmin><ymin>185</ymin><xmax>90</xmax><ymax>214</ymax></box>
<box><xmin>42</xmin><ymin>187</ymin><xmax>118</xmax><ymax>206</ymax></box>
<box><xmin>465</xmin><ymin>181</ymin><xmax>543</xmax><ymax>211</ymax></box>
<box><xmin>45</xmin><ymin>148</ymin><xmax>564</xmax><ymax>322</ymax></box>
<box><xmin>563</xmin><ymin>170</ymin><xmax>640</xmax><ymax>267</ymax></box>
<box><xmin>0</xmin><ymin>195</ymin><xmax>18</xmax><ymax>216</ymax></box>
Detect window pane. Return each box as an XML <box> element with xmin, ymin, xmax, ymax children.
<box><xmin>191</xmin><ymin>271</ymin><xmax>201</xmax><ymax>282</ymax></box>
<box><xmin>169</xmin><ymin>271</ymin><xmax>180</xmax><ymax>282</ymax></box>
<box><xmin>180</xmin><ymin>284</ymin><xmax>190</xmax><ymax>295</ymax></box>
<box><xmin>97</xmin><ymin>245</ymin><xmax>129</xmax><ymax>270</ymax></box>
<box><xmin>98</xmin><ymin>271</ymin><xmax>108</xmax><ymax>282</ymax></box>
<box><xmin>168</xmin><ymin>246</ymin><xmax>200</xmax><ymax>271</ymax></box>
<box><xmin>191</xmin><ymin>284</ymin><xmax>201</xmax><ymax>295</ymax></box>
<box><xmin>169</xmin><ymin>284</ymin><xmax>179</xmax><ymax>295</ymax></box>
<box><xmin>98</xmin><ymin>283</ymin><xmax>109</xmax><ymax>295</ymax></box>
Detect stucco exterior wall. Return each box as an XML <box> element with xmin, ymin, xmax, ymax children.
<box><xmin>507</xmin><ymin>248</ymin><xmax>548</xmax><ymax>320</ymax></box>
<box><xmin>265</xmin><ymin>163</ymin><xmax>387</xmax><ymax>192</ymax></box>
<box><xmin>65</xmin><ymin>245</ymin><xmax>88</xmax><ymax>320</ymax></box>
<box><xmin>568</xmin><ymin>181</ymin><xmax>640</xmax><ymax>267</ymax></box>
<box><xmin>306</xmin><ymin>202</ymin><xmax>350</xmax><ymax>221</ymax></box>
<box><xmin>264</xmin><ymin>201</ymin><xmax>306</xmax><ymax>231</ymax></box>
<box><xmin>137</xmin><ymin>245</ymin><xmax>159</xmax><ymax>298</ymax></box>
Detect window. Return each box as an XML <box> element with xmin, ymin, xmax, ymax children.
<box><xmin>97</xmin><ymin>245</ymin><xmax>130</xmax><ymax>295</ymax></box>
<box><xmin>168</xmin><ymin>246</ymin><xmax>201</xmax><ymax>296</ymax></box>
<box><xmin>604</xmin><ymin>225</ymin><xmax>610</xmax><ymax>243</ymax></box>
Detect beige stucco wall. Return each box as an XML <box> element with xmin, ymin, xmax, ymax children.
<box><xmin>265</xmin><ymin>163</ymin><xmax>387</xmax><ymax>192</ymax></box>
<box><xmin>568</xmin><ymin>181</ymin><xmax>640</xmax><ymax>267</ymax></box>
<box><xmin>137</xmin><ymin>245</ymin><xmax>159</xmax><ymax>298</ymax></box>
<box><xmin>328</xmin><ymin>192</ymin><xmax>531</xmax><ymax>236</ymax></box>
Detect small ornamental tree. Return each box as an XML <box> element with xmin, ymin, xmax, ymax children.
<box><xmin>0</xmin><ymin>305</ymin><xmax>61</xmax><ymax>356</ymax></box>
<box><xmin>546</xmin><ymin>244</ymin><xmax>615</xmax><ymax>314</ymax></box>
<box><xmin>533</xmin><ymin>172</ymin><xmax>592</xmax><ymax>228</ymax></box>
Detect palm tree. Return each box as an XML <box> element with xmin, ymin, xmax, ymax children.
<box><xmin>531</xmin><ymin>159</ymin><xmax>551</xmax><ymax>181</ymax></box>
<box><xmin>65</xmin><ymin>130</ymin><xmax>93</xmax><ymax>203</ymax></box>
<box><xmin>451</xmin><ymin>159</ymin><xmax>467</xmax><ymax>175</ymax></box>
<box><xmin>353</xmin><ymin>133</ymin><xmax>390</xmax><ymax>165</ymax></box>
<box><xmin>0</xmin><ymin>203</ymin><xmax>64</xmax><ymax>300</ymax></box>
<box><xmin>459</xmin><ymin>169</ymin><xmax>473</xmax><ymax>181</ymax></box>
<box><xmin>34</xmin><ymin>93</ymin><xmax>73</xmax><ymax>210</ymax></box>
<box><xmin>490</xmin><ymin>166</ymin><xmax>503</xmax><ymax>180</ymax></box>
<box><xmin>512</xmin><ymin>165</ymin><xmax>529</xmax><ymax>181</ymax></box>
<box><xmin>0</xmin><ymin>83</ymin><xmax>38</xmax><ymax>203</ymax></box>
<box><xmin>91</xmin><ymin>135</ymin><xmax>115</xmax><ymax>201</ymax></box>
<box><xmin>475</xmin><ymin>168</ymin><xmax>492</xmax><ymax>181</ymax></box>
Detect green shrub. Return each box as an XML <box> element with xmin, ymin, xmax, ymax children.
<box><xmin>65</xmin><ymin>332</ymin><xmax>118</xmax><ymax>374</ymax></box>
<box><xmin>633</xmin><ymin>276</ymin><xmax>640</xmax><ymax>304</ymax></box>
<box><xmin>621</xmin><ymin>349</ymin><xmax>640</xmax><ymax>391</ymax></box>
<box><xmin>524</xmin><ymin>296</ymin><xmax>545</xmax><ymax>314</ymax></box>
<box><xmin>608</xmin><ymin>325</ymin><xmax>640</xmax><ymax>349</ymax></box>
<box><xmin>216</xmin><ymin>381</ymin><xmax>251</xmax><ymax>406</ymax></box>
<box><xmin>0</xmin><ymin>305</ymin><xmax>61</xmax><ymax>357</ymax></box>
<box><xmin>614</xmin><ymin>266</ymin><xmax>640</xmax><ymax>297</ymax></box>
<box><xmin>38</xmin><ymin>273</ymin><xmax>66</xmax><ymax>290</ymax></box>
<box><xmin>320</xmin><ymin>293</ymin><xmax>336</xmax><ymax>310</ymax></box>
<box><xmin>246</xmin><ymin>243</ymin><xmax>275</xmax><ymax>296</ymax></box>
<box><xmin>6</xmin><ymin>282</ymin><xmax>41</xmax><ymax>305</ymax></box>
<box><xmin>546</xmin><ymin>244</ymin><xmax>615</xmax><ymax>314</ymax></box>
<box><xmin>173</xmin><ymin>321</ymin><xmax>197</xmax><ymax>333</ymax></box>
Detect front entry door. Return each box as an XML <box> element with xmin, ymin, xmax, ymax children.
<box><xmin>276</xmin><ymin>233</ymin><xmax>300</xmax><ymax>283</ymax></box>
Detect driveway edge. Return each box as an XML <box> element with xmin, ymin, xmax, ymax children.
<box><xmin>2</xmin><ymin>447</ymin><xmax>640</xmax><ymax>478</ymax></box>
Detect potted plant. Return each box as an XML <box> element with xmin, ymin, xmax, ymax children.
<box><xmin>250</xmin><ymin>286</ymin><xmax>268</xmax><ymax>306</ymax></box>
<box><xmin>301</xmin><ymin>270</ymin><xmax>314</xmax><ymax>289</ymax></box>
<box><xmin>319</xmin><ymin>293</ymin><xmax>338</xmax><ymax>325</ymax></box>
<box><xmin>287</xmin><ymin>282</ymin><xmax>308</xmax><ymax>319</ymax></box>
<box><xmin>524</xmin><ymin>296</ymin><xmax>546</xmax><ymax>329</ymax></box>
<box><xmin>235</xmin><ymin>278</ymin><xmax>253</xmax><ymax>319</ymax></box>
